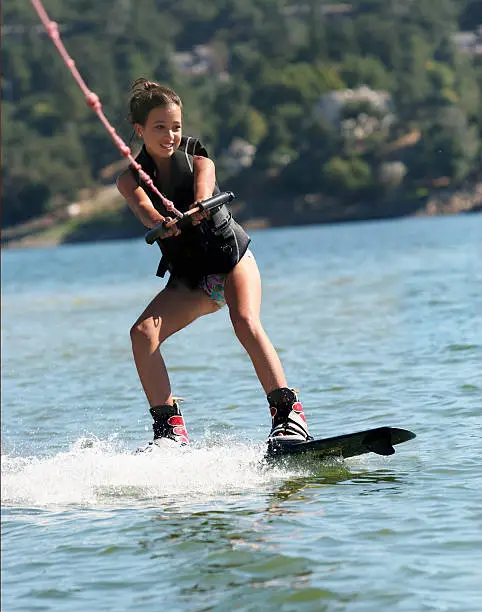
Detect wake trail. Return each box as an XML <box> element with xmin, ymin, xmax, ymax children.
<box><xmin>1</xmin><ymin>436</ymin><xmax>314</xmax><ymax>508</ymax></box>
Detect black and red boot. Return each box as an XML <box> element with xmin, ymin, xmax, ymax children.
<box><xmin>267</xmin><ymin>388</ymin><xmax>313</xmax><ymax>442</ymax></box>
<box><xmin>136</xmin><ymin>399</ymin><xmax>189</xmax><ymax>453</ymax></box>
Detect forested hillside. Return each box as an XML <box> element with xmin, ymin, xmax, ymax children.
<box><xmin>3</xmin><ymin>0</ymin><xmax>482</xmax><ymax>229</ymax></box>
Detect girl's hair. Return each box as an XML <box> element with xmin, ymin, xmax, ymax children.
<box><xmin>128</xmin><ymin>78</ymin><xmax>182</xmax><ymax>125</ymax></box>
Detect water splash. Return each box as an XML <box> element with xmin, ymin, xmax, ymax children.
<box><xmin>1</xmin><ymin>436</ymin><xmax>312</xmax><ymax>508</ymax></box>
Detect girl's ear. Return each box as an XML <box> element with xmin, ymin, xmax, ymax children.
<box><xmin>134</xmin><ymin>123</ymin><xmax>143</xmax><ymax>138</ymax></box>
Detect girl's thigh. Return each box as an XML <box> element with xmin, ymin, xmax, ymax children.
<box><xmin>134</xmin><ymin>279</ymin><xmax>218</xmax><ymax>343</ymax></box>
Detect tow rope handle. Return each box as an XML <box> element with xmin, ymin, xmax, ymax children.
<box><xmin>145</xmin><ymin>191</ymin><xmax>236</xmax><ymax>244</ymax></box>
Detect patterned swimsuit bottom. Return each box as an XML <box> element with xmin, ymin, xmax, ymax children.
<box><xmin>198</xmin><ymin>249</ymin><xmax>254</xmax><ymax>308</ymax></box>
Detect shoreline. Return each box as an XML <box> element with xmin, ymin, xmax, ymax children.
<box><xmin>2</xmin><ymin>183</ymin><xmax>481</xmax><ymax>250</ymax></box>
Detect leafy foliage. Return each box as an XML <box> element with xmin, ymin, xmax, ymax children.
<box><xmin>2</xmin><ymin>0</ymin><xmax>481</xmax><ymax>226</ymax></box>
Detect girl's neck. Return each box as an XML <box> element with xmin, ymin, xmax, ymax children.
<box><xmin>145</xmin><ymin>146</ymin><xmax>172</xmax><ymax>179</ymax></box>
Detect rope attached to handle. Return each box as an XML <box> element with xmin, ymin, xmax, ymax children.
<box><xmin>29</xmin><ymin>0</ymin><xmax>183</xmax><ymax>219</ymax></box>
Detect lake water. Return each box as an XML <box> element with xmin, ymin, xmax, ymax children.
<box><xmin>2</xmin><ymin>214</ymin><xmax>481</xmax><ymax>611</ymax></box>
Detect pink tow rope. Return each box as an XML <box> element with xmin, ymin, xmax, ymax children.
<box><xmin>29</xmin><ymin>0</ymin><xmax>183</xmax><ymax>219</ymax></box>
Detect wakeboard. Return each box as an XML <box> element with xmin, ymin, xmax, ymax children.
<box><xmin>266</xmin><ymin>426</ymin><xmax>415</xmax><ymax>461</ymax></box>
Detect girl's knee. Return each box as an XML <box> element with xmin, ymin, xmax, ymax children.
<box><xmin>130</xmin><ymin>318</ymin><xmax>160</xmax><ymax>348</ymax></box>
<box><xmin>231</xmin><ymin>311</ymin><xmax>262</xmax><ymax>340</ymax></box>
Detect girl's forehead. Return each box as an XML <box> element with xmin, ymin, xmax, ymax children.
<box><xmin>147</xmin><ymin>104</ymin><xmax>182</xmax><ymax>123</ymax></box>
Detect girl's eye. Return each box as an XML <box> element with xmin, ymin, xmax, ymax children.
<box><xmin>154</xmin><ymin>125</ymin><xmax>181</xmax><ymax>131</ymax></box>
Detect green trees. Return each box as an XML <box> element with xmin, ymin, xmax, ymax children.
<box><xmin>2</xmin><ymin>0</ymin><xmax>481</xmax><ymax>228</ymax></box>
<box><xmin>408</xmin><ymin>107</ymin><xmax>479</xmax><ymax>183</ymax></box>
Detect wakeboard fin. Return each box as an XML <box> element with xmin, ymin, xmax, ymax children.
<box><xmin>364</xmin><ymin>428</ymin><xmax>395</xmax><ymax>455</ymax></box>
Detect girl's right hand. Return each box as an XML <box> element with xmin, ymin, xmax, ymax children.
<box><xmin>160</xmin><ymin>217</ymin><xmax>181</xmax><ymax>238</ymax></box>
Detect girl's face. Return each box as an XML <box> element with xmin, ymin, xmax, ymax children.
<box><xmin>137</xmin><ymin>104</ymin><xmax>182</xmax><ymax>160</ymax></box>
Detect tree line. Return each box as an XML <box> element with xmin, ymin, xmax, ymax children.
<box><xmin>3</xmin><ymin>0</ymin><xmax>482</xmax><ymax>227</ymax></box>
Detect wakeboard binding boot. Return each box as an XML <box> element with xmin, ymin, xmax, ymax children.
<box><xmin>267</xmin><ymin>387</ymin><xmax>313</xmax><ymax>444</ymax></box>
<box><xmin>136</xmin><ymin>398</ymin><xmax>189</xmax><ymax>453</ymax></box>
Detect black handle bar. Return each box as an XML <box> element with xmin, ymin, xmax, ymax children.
<box><xmin>144</xmin><ymin>191</ymin><xmax>236</xmax><ymax>244</ymax></box>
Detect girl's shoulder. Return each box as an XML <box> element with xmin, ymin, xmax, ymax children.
<box><xmin>179</xmin><ymin>136</ymin><xmax>210</xmax><ymax>159</ymax></box>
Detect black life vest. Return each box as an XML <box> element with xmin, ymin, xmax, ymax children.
<box><xmin>130</xmin><ymin>137</ymin><xmax>250</xmax><ymax>286</ymax></box>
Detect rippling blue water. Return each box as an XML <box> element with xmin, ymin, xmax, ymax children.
<box><xmin>2</xmin><ymin>214</ymin><xmax>481</xmax><ymax>611</ymax></box>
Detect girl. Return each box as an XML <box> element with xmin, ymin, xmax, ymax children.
<box><xmin>116</xmin><ymin>78</ymin><xmax>312</xmax><ymax>450</ymax></box>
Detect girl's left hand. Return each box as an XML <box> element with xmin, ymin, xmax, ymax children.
<box><xmin>189</xmin><ymin>202</ymin><xmax>209</xmax><ymax>226</ymax></box>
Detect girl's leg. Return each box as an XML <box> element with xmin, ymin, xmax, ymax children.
<box><xmin>223</xmin><ymin>254</ymin><xmax>287</xmax><ymax>394</ymax></box>
<box><xmin>130</xmin><ymin>281</ymin><xmax>218</xmax><ymax>407</ymax></box>
<box><xmin>224</xmin><ymin>254</ymin><xmax>312</xmax><ymax>441</ymax></box>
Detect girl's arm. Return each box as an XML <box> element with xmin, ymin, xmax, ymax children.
<box><xmin>191</xmin><ymin>156</ymin><xmax>216</xmax><ymax>224</ymax></box>
<box><xmin>192</xmin><ymin>155</ymin><xmax>216</xmax><ymax>201</ymax></box>
<box><xmin>116</xmin><ymin>170</ymin><xmax>179</xmax><ymax>235</ymax></box>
